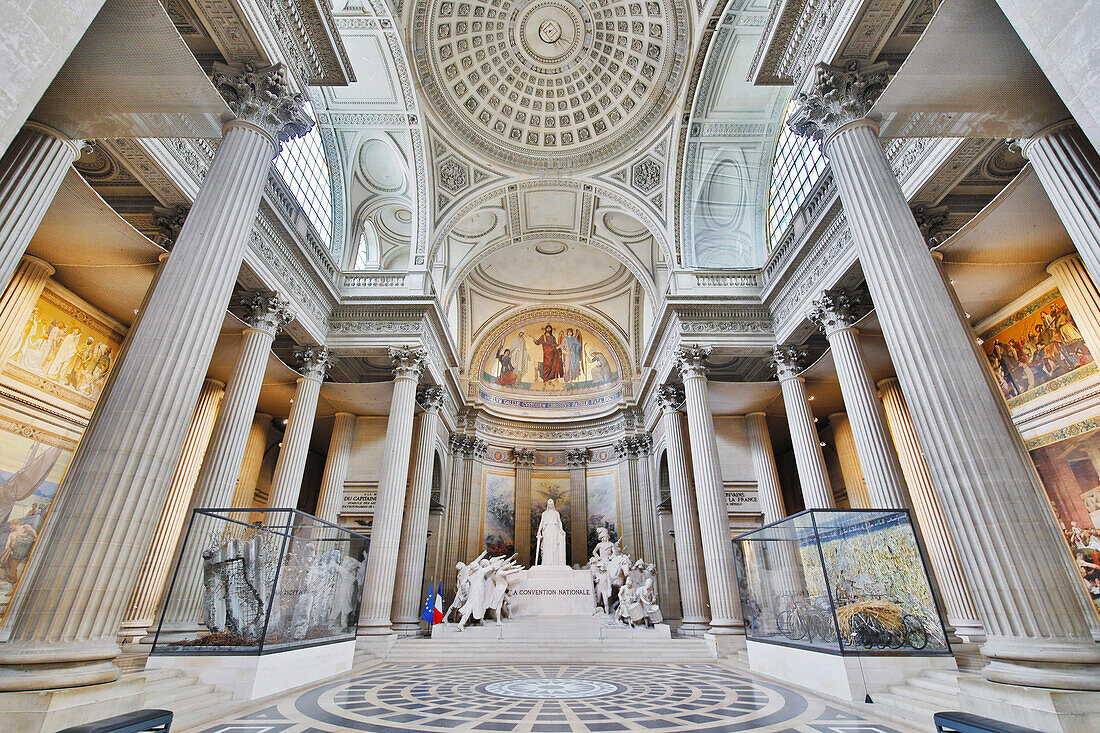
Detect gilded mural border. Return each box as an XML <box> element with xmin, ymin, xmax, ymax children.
<box><xmin>1025</xmin><ymin>415</ymin><xmax>1100</xmax><ymax>451</ymax></box>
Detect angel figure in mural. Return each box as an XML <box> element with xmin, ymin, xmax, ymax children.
<box><xmin>494</xmin><ymin>346</ymin><xmax>518</xmax><ymax>386</ymax></box>
<box><xmin>561</xmin><ymin>328</ymin><xmax>585</xmax><ymax>383</ymax></box>
<box><xmin>536</xmin><ymin>498</ymin><xmax>567</xmax><ymax>566</ymax></box>
<box><xmin>533</xmin><ymin>325</ymin><xmax>564</xmax><ymax>384</ymax></box>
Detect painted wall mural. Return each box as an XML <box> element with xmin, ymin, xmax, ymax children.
<box><xmin>981</xmin><ymin>289</ymin><xmax>1095</xmax><ymax>408</ymax></box>
<box><xmin>1028</xmin><ymin>418</ymin><xmax>1100</xmax><ymax>621</ymax></box>
<box><xmin>0</xmin><ymin>418</ymin><xmax>75</xmax><ymax>620</ymax></box>
<box><xmin>585</xmin><ymin>469</ymin><xmax>619</xmax><ymax>555</ymax></box>
<box><xmin>530</xmin><ymin>474</ymin><xmax>570</xmax><ymax>565</ymax></box>
<box><xmin>4</xmin><ymin>286</ymin><xmax>124</xmax><ymax>410</ymax></box>
<box><xmin>472</xmin><ymin>309</ymin><xmax>630</xmax><ymax>416</ymax></box>
<box><xmin>482</xmin><ymin>470</ymin><xmax>515</xmax><ymax>557</ymax></box>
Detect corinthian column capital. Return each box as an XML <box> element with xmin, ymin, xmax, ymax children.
<box><xmin>809</xmin><ymin>289</ymin><xmax>861</xmax><ymax>336</ymax></box>
<box><xmin>295</xmin><ymin>345</ymin><xmax>334</xmax><ymax>381</ymax></box>
<box><xmin>152</xmin><ymin>205</ymin><xmax>190</xmax><ymax>250</ymax></box>
<box><xmin>676</xmin><ymin>345</ymin><xmax>712</xmax><ymax>379</ymax></box>
<box><xmin>513</xmin><ymin>447</ymin><xmax>537</xmax><ymax>466</ymax></box>
<box><xmin>788</xmin><ymin>61</ymin><xmax>890</xmax><ymax>143</ymax></box>
<box><xmin>770</xmin><ymin>345</ymin><xmax>808</xmax><ymax>381</ymax></box>
<box><xmin>212</xmin><ymin>63</ymin><xmax>314</xmax><ymax>152</ymax></box>
<box><xmin>655</xmin><ymin>384</ymin><xmax>685</xmax><ymax>412</ymax></box>
<box><xmin>417</xmin><ymin>385</ymin><xmax>445</xmax><ymax>411</ymax></box>
<box><xmin>565</xmin><ymin>447</ymin><xmax>589</xmax><ymax>467</ymax></box>
<box><xmin>241</xmin><ymin>290</ymin><xmax>295</xmax><ymax>335</ymax></box>
<box><xmin>389</xmin><ymin>346</ymin><xmax>427</xmax><ymax>380</ymax></box>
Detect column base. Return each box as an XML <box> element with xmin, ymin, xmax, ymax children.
<box><xmin>392</xmin><ymin>621</ymin><xmax>423</xmax><ymax>636</ymax></box>
<box><xmin>0</xmin><ymin>676</ymin><xmax>144</xmax><ymax>732</ymax></box>
<box><xmin>354</xmin><ymin>634</ymin><xmax>398</xmax><ymax>660</ymax></box>
<box><xmin>959</xmin><ymin>676</ymin><xmax>1100</xmax><ymax>733</ymax></box>
<box><xmin>704</xmin><ymin>631</ymin><xmax>746</xmax><ymax>659</ymax></box>
<box><xmin>117</xmin><ymin>620</ymin><xmax>152</xmax><ymax>646</ymax></box>
<box><xmin>0</xmin><ymin>659</ymin><xmax>120</xmax><ymax>693</ymax></box>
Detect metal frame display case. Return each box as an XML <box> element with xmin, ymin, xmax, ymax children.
<box><xmin>151</xmin><ymin>508</ymin><xmax>369</xmax><ymax>656</ymax></box>
<box><xmin>733</xmin><ymin>509</ymin><xmax>951</xmax><ymax>656</ymax></box>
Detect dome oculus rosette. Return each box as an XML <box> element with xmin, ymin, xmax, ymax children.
<box><xmin>412</xmin><ymin>0</ymin><xmax>687</xmax><ymax>170</ymax></box>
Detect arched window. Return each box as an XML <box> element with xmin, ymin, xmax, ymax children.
<box><xmin>273</xmin><ymin>100</ymin><xmax>333</xmax><ymax>245</ymax></box>
<box><xmin>766</xmin><ymin>101</ymin><xmax>828</xmax><ymax>250</ymax></box>
<box><xmin>353</xmin><ymin>219</ymin><xmax>377</xmax><ymax>270</ymax></box>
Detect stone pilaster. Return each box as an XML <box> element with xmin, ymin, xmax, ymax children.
<box><xmin>1047</xmin><ymin>253</ymin><xmax>1100</xmax><ymax>359</ymax></box>
<box><xmin>392</xmin><ymin>386</ymin><xmax>445</xmax><ymax>634</ymax></box>
<box><xmin>677</xmin><ymin>347</ymin><xmax>743</xmax><ymax>636</ymax></box>
<box><xmin>744</xmin><ymin>412</ymin><xmax>786</xmax><ymax>523</ymax></box>
<box><xmin>810</xmin><ymin>290</ymin><xmax>909</xmax><ymax>509</ymax></box>
<box><xmin>0</xmin><ymin>123</ymin><xmax>81</xmax><ymax>294</ymax></box>
<box><xmin>514</xmin><ymin>447</ymin><xmax>537</xmax><ymax>565</ymax></box>
<box><xmin>233</xmin><ymin>413</ymin><xmax>272</xmax><ymax>509</ymax></box>
<box><xmin>791</xmin><ymin>60</ymin><xmax>1100</xmax><ymax>689</ymax></box>
<box><xmin>771</xmin><ymin>346</ymin><xmax>834</xmax><ymax>508</ymax></box>
<box><xmin>358</xmin><ymin>347</ymin><xmax>426</xmax><ymax>636</ymax></box>
<box><xmin>119</xmin><ymin>378</ymin><xmax>224</xmax><ymax>644</ymax></box>
<box><xmin>0</xmin><ymin>255</ymin><xmax>55</xmax><ymax>362</ymax></box>
<box><xmin>268</xmin><ymin>345</ymin><xmax>333</xmax><ymax>509</ymax></box>
<box><xmin>437</xmin><ymin>434</ymin><xmax>470</xmax><ymax>590</ymax></box>
<box><xmin>657</xmin><ymin>385</ymin><xmax>709</xmax><ymax>634</ymax></box>
<box><xmin>464</xmin><ymin>439</ymin><xmax>488</xmax><ymax>560</ymax></box>
<box><xmin>877</xmin><ymin>378</ymin><xmax>985</xmax><ymax>642</ymax></box>
<box><xmin>565</xmin><ymin>448</ymin><xmax>589</xmax><ymax>561</ymax></box>
<box><xmin>829</xmin><ymin>413</ymin><xmax>870</xmax><ymax>508</ymax></box>
<box><xmin>315</xmin><ymin>412</ymin><xmax>356</xmax><ymax>524</ymax></box>
<box><xmin>0</xmin><ymin>66</ymin><xmax>311</xmax><ymax>690</ymax></box>
<box><xmin>1020</xmin><ymin>121</ymin><xmax>1100</xmax><ymax>288</ymax></box>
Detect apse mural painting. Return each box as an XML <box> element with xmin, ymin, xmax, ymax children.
<box><xmin>981</xmin><ymin>289</ymin><xmax>1095</xmax><ymax>407</ymax></box>
<box><xmin>482</xmin><ymin>320</ymin><xmax>619</xmax><ymax>393</ymax></box>
<box><xmin>0</xmin><ymin>421</ymin><xmax>75</xmax><ymax>620</ymax></box>
<box><xmin>586</xmin><ymin>469</ymin><xmax>619</xmax><ymax>555</ymax></box>
<box><xmin>530</xmin><ymin>474</ymin><xmax>570</xmax><ymax>564</ymax></box>
<box><xmin>1028</xmin><ymin>419</ymin><xmax>1100</xmax><ymax>621</ymax></box>
<box><xmin>482</xmin><ymin>471</ymin><xmax>515</xmax><ymax>557</ymax></box>
<box><xmin>4</xmin><ymin>287</ymin><xmax>124</xmax><ymax>410</ymax></box>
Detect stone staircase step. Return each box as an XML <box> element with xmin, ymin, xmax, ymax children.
<box><xmin>887</xmin><ymin>683</ymin><xmax>958</xmax><ymax>708</ymax></box>
<box><xmin>870</xmin><ymin>691</ymin><xmax>941</xmax><ymax>728</ymax></box>
<box><xmin>907</xmin><ymin>674</ymin><xmax>961</xmax><ymax>696</ymax></box>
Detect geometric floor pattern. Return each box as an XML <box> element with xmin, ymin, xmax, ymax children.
<box><xmin>197</xmin><ymin>663</ymin><xmax>912</xmax><ymax>732</ymax></box>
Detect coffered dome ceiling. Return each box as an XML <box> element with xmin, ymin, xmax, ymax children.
<box><xmin>411</xmin><ymin>0</ymin><xmax>688</xmax><ymax>170</ymax></box>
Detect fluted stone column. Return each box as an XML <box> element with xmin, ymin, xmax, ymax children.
<box><xmin>0</xmin><ymin>255</ymin><xmax>54</xmax><ymax>361</ymax></box>
<box><xmin>358</xmin><ymin>347</ymin><xmax>425</xmax><ymax>636</ymax></box>
<box><xmin>1020</xmin><ymin>121</ymin><xmax>1100</xmax><ymax>287</ymax></box>
<box><xmin>657</xmin><ymin>385</ymin><xmax>709</xmax><ymax>634</ymax></box>
<box><xmin>771</xmin><ymin>346</ymin><xmax>834</xmax><ymax>508</ymax></box>
<box><xmin>514</xmin><ymin>448</ymin><xmax>536</xmax><ymax>565</ymax></box>
<box><xmin>566</xmin><ymin>448</ymin><xmax>589</xmax><ymax>561</ymax></box>
<box><xmin>438</xmin><ymin>434</ymin><xmax>471</xmax><ymax>589</ymax></box>
<box><xmin>233</xmin><ymin>414</ymin><xmax>271</xmax><ymax>509</ymax></box>
<box><xmin>828</xmin><ymin>413</ymin><xmax>869</xmax><ymax>508</ymax></box>
<box><xmin>745</xmin><ymin>413</ymin><xmax>786</xmax><ymax>523</ymax></box>
<box><xmin>678</xmin><ymin>347</ymin><xmax>743</xmax><ymax>636</ymax></box>
<box><xmin>613</xmin><ymin>438</ymin><xmax>639</xmax><ymax>556</ymax></box>
<box><xmin>268</xmin><ymin>346</ymin><xmax>333</xmax><ymax>509</ymax></box>
<box><xmin>315</xmin><ymin>412</ymin><xmax>356</xmax><ymax>524</ymax></box>
<box><xmin>1047</xmin><ymin>253</ymin><xmax>1100</xmax><ymax>359</ymax></box>
<box><xmin>392</xmin><ymin>387</ymin><xmax>445</xmax><ymax>634</ymax></box>
<box><xmin>0</xmin><ymin>123</ymin><xmax>81</xmax><ymax>294</ymax></box>
<box><xmin>0</xmin><ymin>64</ymin><xmax>312</xmax><ymax>691</ymax></box>
<box><xmin>811</xmin><ymin>291</ymin><xmax>909</xmax><ymax>509</ymax></box>
<box><xmin>791</xmin><ymin>61</ymin><xmax>1100</xmax><ymax>689</ymax></box>
<box><xmin>119</xmin><ymin>378</ymin><xmax>224</xmax><ymax>643</ymax></box>
<box><xmin>157</xmin><ymin>292</ymin><xmax>294</xmax><ymax>639</ymax></box>
<box><xmin>878</xmin><ymin>378</ymin><xmax>984</xmax><ymax>642</ymax></box>
<box><xmin>633</xmin><ymin>435</ymin><xmax>660</xmax><ymax>566</ymax></box>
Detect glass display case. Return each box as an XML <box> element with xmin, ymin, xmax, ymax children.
<box><xmin>734</xmin><ymin>509</ymin><xmax>951</xmax><ymax>656</ymax></box>
<box><xmin>151</xmin><ymin>508</ymin><xmax>369</xmax><ymax>656</ymax></box>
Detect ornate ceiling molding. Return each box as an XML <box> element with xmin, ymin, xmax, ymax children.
<box><xmin>410</xmin><ymin>0</ymin><xmax>689</xmax><ymax>171</ymax></box>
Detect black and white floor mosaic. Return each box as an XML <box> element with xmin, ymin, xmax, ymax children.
<box><xmin>197</xmin><ymin>663</ymin><xmax>909</xmax><ymax>732</ymax></box>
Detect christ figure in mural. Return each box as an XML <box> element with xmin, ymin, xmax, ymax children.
<box><xmin>534</xmin><ymin>324</ymin><xmax>564</xmax><ymax>383</ymax></box>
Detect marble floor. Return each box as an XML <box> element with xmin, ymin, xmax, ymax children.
<box><xmin>195</xmin><ymin>662</ymin><xmax>912</xmax><ymax>732</ymax></box>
